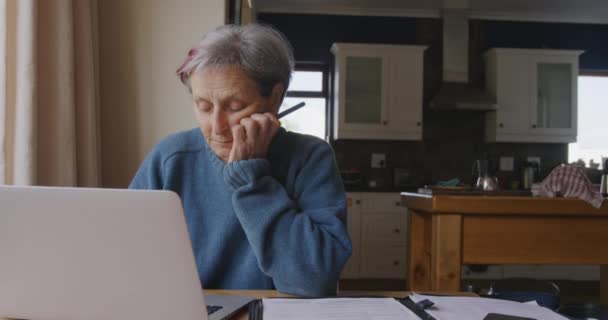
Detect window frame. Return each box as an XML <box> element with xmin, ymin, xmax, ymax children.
<box><xmin>286</xmin><ymin>63</ymin><xmax>329</xmax><ymax>98</ymax></box>
<box><xmin>282</xmin><ymin>62</ymin><xmax>330</xmax><ymax>140</ymax></box>
<box><xmin>580</xmin><ymin>70</ymin><xmax>608</xmax><ymax>77</ymax></box>
<box><xmin>568</xmin><ymin>71</ymin><xmax>608</xmax><ymax>164</ymax></box>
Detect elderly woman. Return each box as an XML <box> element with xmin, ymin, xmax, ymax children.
<box><xmin>129</xmin><ymin>24</ymin><xmax>351</xmax><ymax>297</ymax></box>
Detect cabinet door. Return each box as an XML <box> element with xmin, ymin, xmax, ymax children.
<box><xmin>361</xmin><ymin>212</ymin><xmax>407</xmax><ymax>246</ymax></box>
<box><xmin>360</xmin><ymin>245</ymin><xmax>407</xmax><ymax>278</ymax></box>
<box><xmin>530</xmin><ymin>56</ymin><xmax>577</xmax><ymax>137</ymax></box>
<box><xmin>341</xmin><ymin>193</ymin><xmax>361</xmax><ymax>279</ymax></box>
<box><xmin>338</xmin><ymin>50</ymin><xmax>389</xmax><ymax>132</ymax></box>
<box><xmin>496</xmin><ymin>53</ymin><xmax>531</xmax><ymax>134</ymax></box>
<box><xmin>358</xmin><ymin>193</ymin><xmax>408</xmax><ymax>279</ymax></box>
<box><xmin>333</xmin><ymin>44</ymin><xmax>425</xmax><ymax>140</ymax></box>
<box><xmin>361</xmin><ymin>192</ymin><xmax>403</xmax><ymax>213</ymax></box>
<box><xmin>387</xmin><ymin>49</ymin><xmax>423</xmax><ymax>135</ymax></box>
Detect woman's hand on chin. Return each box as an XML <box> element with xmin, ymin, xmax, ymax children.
<box><xmin>228</xmin><ymin>112</ymin><xmax>280</xmax><ymax>162</ymax></box>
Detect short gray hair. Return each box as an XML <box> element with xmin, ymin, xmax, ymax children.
<box><xmin>177</xmin><ymin>24</ymin><xmax>295</xmax><ymax>97</ymax></box>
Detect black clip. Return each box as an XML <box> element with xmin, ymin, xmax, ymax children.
<box><xmin>415</xmin><ymin>298</ymin><xmax>435</xmax><ymax>310</ymax></box>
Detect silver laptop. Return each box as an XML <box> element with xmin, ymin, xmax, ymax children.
<box><xmin>0</xmin><ymin>185</ymin><xmax>253</xmax><ymax>320</ymax></box>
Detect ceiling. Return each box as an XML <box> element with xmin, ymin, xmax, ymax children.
<box><xmin>256</xmin><ymin>0</ymin><xmax>608</xmax><ymax>24</ymax></box>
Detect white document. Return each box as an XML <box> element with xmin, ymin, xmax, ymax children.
<box><xmin>262</xmin><ymin>297</ymin><xmax>420</xmax><ymax>320</ymax></box>
<box><xmin>410</xmin><ymin>294</ymin><xmax>569</xmax><ymax>320</ymax></box>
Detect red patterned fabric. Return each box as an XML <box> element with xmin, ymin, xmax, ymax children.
<box><xmin>532</xmin><ymin>164</ymin><xmax>604</xmax><ymax>208</ymax></box>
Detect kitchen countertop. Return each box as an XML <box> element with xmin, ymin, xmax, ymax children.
<box><xmin>401</xmin><ymin>192</ymin><xmax>608</xmax><ymax>215</ymax></box>
<box><xmin>345</xmin><ymin>186</ymin><xmax>418</xmax><ymax>193</ymax></box>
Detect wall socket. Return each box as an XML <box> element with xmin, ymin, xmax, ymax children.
<box><xmin>499</xmin><ymin>156</ymin><xmax>514</xmax><ymax>171</ymax></box>
<box><xmin>371</xmin><ymin>153</ymin><xmax>386</xmax><ymax>168</ymax></box>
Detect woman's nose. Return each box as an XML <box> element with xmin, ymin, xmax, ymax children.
<box><xmin>211</xmin><ymin>109</ymin><xmax>230</xmax><ymax>135</ymax></box>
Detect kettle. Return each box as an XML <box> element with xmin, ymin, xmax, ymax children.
<box><xmin>472</xmin><ymin>159</ymin><xmax>499</xmax><ymax>191</ymax></box>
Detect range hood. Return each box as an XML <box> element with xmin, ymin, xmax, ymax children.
<box><xmin>430</xmin><ymin>9</ymin><xmax>497</xmax><ymax>111</ymax></box>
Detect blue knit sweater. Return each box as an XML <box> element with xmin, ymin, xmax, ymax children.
<box><xmin>129</xmin><ymin>127</ymin><xmax>351</xmax><ymax>296</ymax></box>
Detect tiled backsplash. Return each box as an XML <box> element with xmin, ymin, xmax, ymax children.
<box><xmin>332</xmin><ymin>119</ymin><xmax>569</xmax><ymax>190</ymax></box>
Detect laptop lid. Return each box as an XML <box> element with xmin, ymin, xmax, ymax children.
<box><xmin>0</xmin><ymin>186</ymin><xmax>208</xmax><ymax>320</ymax></box>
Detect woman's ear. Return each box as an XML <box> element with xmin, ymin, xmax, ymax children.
<box><xmin>268</xmin><ymin>83</ymin><xmax>285</xmax><ymax>114</ymax></box>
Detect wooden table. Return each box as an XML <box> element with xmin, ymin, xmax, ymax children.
<box><xmin>402</xmin><ymin>192</ymin><xmax>608</xmax><ymax>305</ymax></box>
<box><xmin>0</xmin><ymin>290</ymin><xmax>475</xmax><ymax>320</ymax></box>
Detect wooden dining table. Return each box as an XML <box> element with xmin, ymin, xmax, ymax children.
<box><xmin>401</xmin><ymin>192</ymin><xmax>608</xmax><ymax>305</ymax></box>
<box><xmin>0</xmin><ymin>289</ymin><xmax>476</xmax><ymax>320</ymax></box>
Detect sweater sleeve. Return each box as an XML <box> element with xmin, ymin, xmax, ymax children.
<box><xmin>223</xmin><ymin>142</ymin><xmax>351</xmax><ymax>297</ymax></box>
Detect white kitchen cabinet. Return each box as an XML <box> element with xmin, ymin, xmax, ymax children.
<box><xmin>341</xmin><ymin>193</ymin><xmax>361</xmax><ymax>279</ymax></box>
<box><xmin>360</xmin><ymin>245</ymin><xmax>407</xmax><ymax>278</ymax></box>
<box><xmin>485</xmin><ymin>48</ymin><xmax>583</xmax><ymax>143</ymax></box>
<box><xmin>361</xmin><ymin>213</ymin><xmax>407</xmax><ymax>246</ymax></box>
<box><xmin>331</xmin><ymin>43</ymin><xmax>427</xmax><ymax>141</ymax></box>
<box><xmin>341</xmin><ymin>192</ymin><xmax>407</xmax><ymax>279</ymax></box>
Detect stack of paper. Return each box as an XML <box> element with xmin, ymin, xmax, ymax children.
<box><xmin>261</xmin><ymin>294</ymin><xmax>569</xmax><ymax>320</ymax></box>
<box><xmin>263</xmin><ymin>297</ymin><xmax>419</xmax><ymax>320</ymax></box>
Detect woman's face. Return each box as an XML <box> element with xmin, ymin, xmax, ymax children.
<box><xmin>190</xmin><ymin>66</ymin><xmax>280</xmax><ymax>161</ymax></box>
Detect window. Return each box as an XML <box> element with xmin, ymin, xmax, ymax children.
<box><xmin>279</xmin><ymin>65</ymin><xmax>328</xmax><ymax>140</ymax></box>
<box><xmin>568</xmin><ymin>75</ymin><xmax>608</xmax><ymax>168</ymax></box>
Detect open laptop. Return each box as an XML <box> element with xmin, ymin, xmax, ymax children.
<box><xmin>0</xmin><ymin>185</ymin><xmax>254</xmax><ymax>320</ymax></box>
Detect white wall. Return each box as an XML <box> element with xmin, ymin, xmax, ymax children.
<box><xmin>98</xmin><ymin>0</ymin><xmax>225</xmax><ymax>187</ymax></box>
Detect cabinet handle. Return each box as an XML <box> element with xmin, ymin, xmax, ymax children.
<box><xmin>499</xmin><ymin>123</ymin><xmax>504</xmax><ymax>128</ymax></box>
<box><xmin>382</xmin><ymin>120</ymin><xmax>388</xmax><ymax>125</ymax></box>
<box><xmin>355</xmin><ymin>200</ymin><xmax>361</xmax><ymax>205</ymax></box>
<box><xmin>393</xmin><ymin>260</ymin><xmax>400</xmax><ymax>266</ymax></box>
<box><xmin>393</xmin><ymin>228</ymin><xmax>400</xmax><ymax>234</ymax></box>
<box><xmin>395</xmin><ymin>201</ymin><xmax>400</xmax><ymax>206</ymax></box>
<box><xmin>416</xmin><ymin>121</ymin><xmax>421</xmax><ymax>127</ymax></box>
<box><xmin>532</xmin><ymin>124</ymin><xmax>537</xmax><ymax>129</ymax></box>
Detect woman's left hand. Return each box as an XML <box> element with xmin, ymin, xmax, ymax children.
<box><xmin>228</xmin><ymin>112</ymin><xmax>280</xmax><ymax>162</ymax></box>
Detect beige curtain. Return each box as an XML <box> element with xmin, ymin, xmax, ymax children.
<box><xmin>0</xmin><ymin>0</ymin><xmax>101</xmax><ymax>186</ymax></box>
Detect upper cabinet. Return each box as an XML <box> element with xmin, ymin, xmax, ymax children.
<box><xmin>485</xmin><ymin>48</ymin><xmax>583</xmax><ymax>143</ymax></box>
<box><xmin>331</xmin><ymin>43</ymin><xmax>427</xmax><ymax>140</ymax></box>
